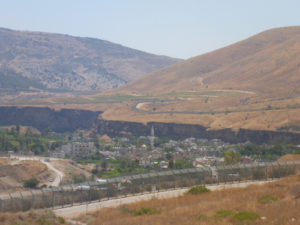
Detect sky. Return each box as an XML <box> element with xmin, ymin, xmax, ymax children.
<box><xmin>0</xmin><ymin>0</ymin><xmax>299</xmax><ymax>59</ymax></box>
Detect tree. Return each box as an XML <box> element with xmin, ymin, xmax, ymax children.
<box><xmin>16</xmin><ymin>124</ymin><xmax>20</xmax><ymax>134</ymax></box>
<box><xmin>168</xmin><ymin>159</ymin><xmax>174</xmax><ymax>169</ymax></box>
<box><xmin>23</xmin><ymin>178</ymin><xmax>39</xmax><ymax>188</ymax></box>
<box><xmin>224</xmin><ymin>150</ymin><xmax>241</xmax><ymax>165</ymax></box>
<box><xmin>101</xmin><ymin>161</ymin><xmax>108</xmax><ymax>171</ymax></box>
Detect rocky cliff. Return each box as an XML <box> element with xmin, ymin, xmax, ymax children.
<box><xmin>0</xmin><ymin>106</ymin><xmax>299</xmax><ymax>145</ymax></box>
<box><xmin>97</xmin><ymin>120</ymin><xmax>300</xmax><ymax>145</ymax></box>
<box><xmin>0</xmin><ymin>106</ymin><xmax>101</xmax><ymax>132</ymax></box>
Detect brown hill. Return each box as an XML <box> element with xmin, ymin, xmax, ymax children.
<box><xmin>278</xmin><ymin>154</ymin><xmax>300</xmax><ymax>162</ymax></box>
<box><xmin>96</xmin><ymin>27</ymin><xmax>300</xmax><ymax>132</ymax></box>
<box><xmin>0</xmin><ymin>27</ymin><xmax>180</xmax><ymax>93</ymax></box>
<box><xmin>117</xmin><ymin>26</ymin><xmax>300</xmax><ymax>96</ymax></box>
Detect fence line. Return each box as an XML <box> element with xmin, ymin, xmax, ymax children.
<box><xmin>0</xmin><ymin>161</ymin><xmax>299</xmax><ymax>212</ymax></box>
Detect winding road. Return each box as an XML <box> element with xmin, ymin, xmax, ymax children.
<box><xmin>12</xmin><ymin>156</ymin><xmax>64</xmax><ymax>187</ymax></box>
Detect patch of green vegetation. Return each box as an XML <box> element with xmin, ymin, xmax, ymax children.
<box><xmin>73</xmin><ymin>176</ymin><xmax>87</xmax><ymax>184</ymax></box>
<box><xmin>0</xmin><ymin>69</ymin><xmax>46</xmax><ymax>91</ymax></box>
<box><xmin>36</xmin><ymin>217</ymin><xmax>52</xmax><ymax>225</ymax></box>
<box><xmin>58</xmin><ymin>216</ymin><xmax>65</xmax><ymax>224</ymax></box>
<box><xmin>197</xmin><ymin>214</ymin><xmax>208</xmax><ymax>220</ymax></box>
<box><xmin>101</xmin><ymin>169</ymin><xmax>121</xmax><ymax>178</ymax></box>
<box><xmin>121</xmin><ymin>207</ymin><xmax>160</xmax><ymax>216</ymax></box>
<box><xmin>187</xmin><ymin>185</ymin><xmax>210</xmax><ymax>195</ymax></box>
<box><xmin>133</xmin><ymin>207</ymin><xmax>161</xmax><ymax>216</ymax></box>
<box><xmin>0</xmin><ymin>127</ymin><xmax>66</xmax><ymax>155</ymax></box>
<box><xmin>293</xmin><ymin>150</ymin><xmax>300</xmax><ymax>155</ymax></box>
<box><xmin>258</xmin><ymin>194</ymin><xmax>277</xmax><ymax>204</ymax></box>
<box><xmin>215</xmin><ymin>209</ymin><xmax>235</xmax><ymax>219</ymax></box>
<box><xmin>120</xmin><ymin>207</ymin><xmax>135</xmax><ymax>214</ymax></box>
<box><xmin>224</xmin><ymin>150</ymin><xmax>241</xmax><ymax>165</ymax></box>
<box><xmin>50</xmin><ymin>94</ymin><xmax>153</xmax><ymax>105</ymax></box>
<box><xmin>174</xmin><ymin>158</ymin><xmax>193</xmax><ymax>169</ymax></box>
<box><xmin>23</xmin><ymin>178</ymin><xmax>39</xmax><ymax>188</ymax></box>
<box><xmin>235</xmin><ymin>144</ymin><xmax>297</xmax><ymax>160</ymax></box>
<box><xmin>233</xmin><ymin>211</ymin><xmax>259</xmax><ymax>222</ymax></box>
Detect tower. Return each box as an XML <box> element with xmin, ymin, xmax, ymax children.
<box><xmin>149</xmin><ymin>125</ymin><xmax>155</xmax><ymax>148</ymax></box>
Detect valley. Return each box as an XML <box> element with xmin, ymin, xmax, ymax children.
<box><xmin>0</xmin><ymin>23</ymin><xmax>300</xmax><ymax>225</ymax></box>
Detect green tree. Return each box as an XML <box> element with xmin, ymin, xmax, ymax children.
<box><xmin>23</xmin><ymin>178</ymin><xmax>39</xmax><ymax>188</ymax></box>
<box><xmin>224</xmin><ymin>150</ymin><xmax>241</xmax><ymax>165</ymax></box>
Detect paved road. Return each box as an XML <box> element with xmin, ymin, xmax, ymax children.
<box><xmin>54</xmin><ymin>180</ymin><xmax>275</xmax><ymax>219</ymax></box>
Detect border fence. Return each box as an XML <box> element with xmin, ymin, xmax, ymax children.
<box><xmin>0</xmin><ymin>161</ymin><xmax>299</xmax><ymax>212</ymax></box>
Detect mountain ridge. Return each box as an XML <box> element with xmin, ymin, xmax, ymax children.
<box><xmin>0</xmin><ymin>27</ymin><xmax>181</xmax><ymax>93</ymax></box>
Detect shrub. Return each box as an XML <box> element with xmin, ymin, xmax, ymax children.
<box><xmin>23</xmin><ymin>178</ymin><xmax>39</xmax><ymax>188</ymax></box>
<box><xmin>187</xmin><ymin>185</ymin><xmax>210</xmax><ymax>195</ymax></box>
<box><xmin>133</xmin><ymin>207</ymin><xmax>160</xmax><ymax>216</ymax></box>
<box><xmin>120</xmin><ymin>207</ymin><xmax>135</xmax><ymax>214</ymax></box>
<box><xmin>215</xmin><ymin>209</ymin><xmax>234</xmax><ymax>219</ymax></box>
<box><xmin>258</xmin><ymin>194</ymin><xmax>277</xmax><ymax>204</ymax></box>
<box><xmin>234</xmin><ymin>211</ymin><xmax>259</xmax><ymax>221</ymax></box>
<box><xmin>197</xmin><ymin>214</ymin><xmax>208</xmax><ymax>220</ymax></box>
<box><xmin>58</xmin><ymin>216</ymin><xmax>65</xmax><ymax>224</ymax></box>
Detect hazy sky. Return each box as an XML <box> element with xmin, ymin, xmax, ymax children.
<box><xmin>0</xmin><ymin>0</ymin><xmax>299</xmax><ymax>59</ymax></box>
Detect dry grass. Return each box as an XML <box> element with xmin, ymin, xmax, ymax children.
<box><xmin>79</xmin><ymin>175</ymin><xmax>300</xmax><ymax>225</ymax></box>
<box><xmin>0</xmin><ymin>210</ymin><xmax>70</xmax><ymax>225</ymax></box>
<box><xmin>278</xmin><ymin>154</ymin><xmax>300</xmax><ymax>162</ymax></box>
<box><xmin>102</xmin><ymin>100</ymin><xmax>300</xmax><ymax>132</ymax></box>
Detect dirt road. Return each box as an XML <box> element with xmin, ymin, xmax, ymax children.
<box><xmin>13</xmin><ymin>156</ymin><xmax>64</xmax><ymax>187</ymax></box>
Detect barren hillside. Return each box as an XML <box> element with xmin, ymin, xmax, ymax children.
<box><xmin>117</xmin><ymin>26</ymin><xmax>300</xmax><ymax>96</ymax></box>
<box><xmin>98</xmin><ymin>27</ymin><xmax>300</xmax><ymax>132</ymax></box>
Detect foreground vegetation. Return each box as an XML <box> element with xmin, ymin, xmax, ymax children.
<box><xmin>77</xmin><ymin>175</ymin><xmax>300</xmax><ymax>225</ymax></box>
<box><xmin>0</xmin><ymin>126</ymin><xmax>66</xmax><ymax>155</ymax></box>
<box><xmin>0</xmin><ymin>210</ymin><xmax>69</xmax><ymax>225</ymax></box>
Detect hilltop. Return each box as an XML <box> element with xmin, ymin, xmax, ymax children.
<box><xmin>0</xmin><ymin>27</ymin><xmax>180</xmax><ymax>93</ymax></box>
<box><xmin>117</xmin><ymin>26</ymin><xmax>300</xmax><ymax>96</ymax></box>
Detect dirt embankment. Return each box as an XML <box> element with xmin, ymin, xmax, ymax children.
<box><xmin>278</xmin><ymin>154</ymin><xmax>300</xmax><ymax>162</ymax></box>
<box><xmin>50</xmin><ymin>159</ymin><xmax>92</xmax><ymax>185</ymax></box>
<box><xmin>0</xmin><ymin>159</ymin><xmax>52</xmax><ymax>192</ymax></box>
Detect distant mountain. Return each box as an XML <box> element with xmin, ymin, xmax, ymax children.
<box><xmin>118</xmin><ymin>26</ymin><xmax>300</xmax><ymax>97</ymax></box>
<box><xmin>0</xmin><ymin>28</ymin><xmax>181</xmax><ymax>93</ymax></box>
